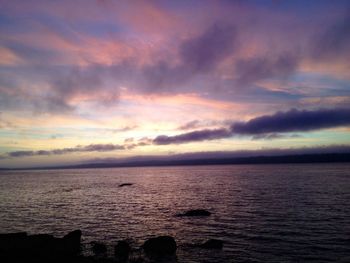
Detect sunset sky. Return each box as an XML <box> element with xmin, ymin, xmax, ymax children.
<box><xmin>1</xmin><ymin>0</ymin><xmax>350</xmax><ymax>168</ymax></box>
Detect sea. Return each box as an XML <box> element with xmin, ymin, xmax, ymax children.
<box><xmin>0</xmin><ymin>164</ymin><xmax>349</xmax><ymax>262</ymax></box>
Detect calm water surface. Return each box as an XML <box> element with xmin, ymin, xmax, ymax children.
<box><xmin>0</xmin><ymin>164</ymin><xmax>349</xmax><ymax>262</ymax></box>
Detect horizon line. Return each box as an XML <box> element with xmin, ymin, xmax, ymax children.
<box><xmin>1</xmin><ymin>152</ymin><xmax>350</xmax><ymax>171</ymax></box>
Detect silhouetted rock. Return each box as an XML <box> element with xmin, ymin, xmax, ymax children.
<box><xmin>200</xmin><ymin>239</ymin><xmax>223</xmax><ymax>249</ymax></box>
<box><xmin>176</xmin><ymin>209</ymin><xmax>211</xmax><ymax>217</ymax></box>
<box><xmin>0</xmin><ymin>232</ymin><xmax>28</xmax><ymax>252</ymax></box>
<box><xmin>114</xmin><ymin>240</ymin><xmax>131</xmax><ymax>261</ymax></box>
<box><xmin>26</xmin><ymin>234</ymin><xmax>56</xmax><ymax>254</ymax></box>
<box><xmin>119</xmin><ymin>183</ymin><xmax>133</xmax><ymax>187</ymax></box>
<box><xmin>142</xmin><ymin>236</ymin><xmax>177</xmax><ymax>256</ymax></box>
<box><xmin>0</xmin><ymin>230</ymin><xmax>83</xmax><ymax>262</ymax></box>
<box><xmin>63</xmin><ymin>230</ymin><xmax>81</xmax><ymax>254</ymax></box>
<box><xmin>91</xmin><ymin>242</ymin><xmax>107</xmax><ymax>255</ymax></box>
<box><xmin>0</xmin><ymin>232</ymin><xmax>27</xmax><ymax>241</ymax></box>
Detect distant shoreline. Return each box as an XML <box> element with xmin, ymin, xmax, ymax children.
<box><xmin>1</xmin><ymin>152</ymin><xmax>350</xmax><ymax>171</ymax></box>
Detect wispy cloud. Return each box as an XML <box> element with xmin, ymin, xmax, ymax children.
<box><xmin>235</xmin><ymin>53</ymin><xmax>299</xmax><ymax>85</ymax></box>
<box><xmin>311</xmin><ymin>11</ymin><xmax>350</xmax><ymax>60</ymax></box>
<box><xmin>178</xmin><ymin>120</ymin><xmax>201</xmax><ymax>130</ymax></box>
<box><xmin>6</xmin><ymin>143</ymin><xmax>127</xmax><ymax>158</ymax></box>
<box><xmin>179</xmin><ymin>23</ymin><xmax>237</xmax><ymax>73</ymax></box>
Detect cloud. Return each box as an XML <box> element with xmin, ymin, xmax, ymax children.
<box><xmin>3</xmin><ymin>107</ymin><xmax>350</xmax><ymax>158</ymax></box>
<box><xmin>51</xmin><ymin>68</ymin><xmax>103</xmax><ymax>102</ymax></box>
<box><xmin>177</xmin><ymin>119</ymin><xmax>229</xmax><ymax>131</ymax></box>
<box><xmin>124</xmin><ymin>137</ymin><xmax>134</xmax><ymax>143</ymax></box>
<box><xmin>1</xmin><ymin>1</ymin><xmax>350</xmax><ymax>119</ymax></box>
<box><xmin>179</xmin><ymin>23</ymin><xmax>237</xmax><ymax>73</ymax></box>
<box><xmin>0</xmin><ymin>67</ymin><xmax>75</xmax><ymax>114</ymax></box>
<box><xmin>140</xmin><ymin>61</ymin><xmax>189</xmax><ymax>93</ymax></box>
<box><xmin>3</xmin><ymin>143</ymin><xmax>350</xmax><ymax>167</ymax></box>
<box><xmin>6</xmin><ymin>143</ymin><xmax>126</xmax><ymax>158</ymax></box>
<box><xmin>251</xmin><ymin>133</ymin><xmax>285</xmax><ymax>140</ymax></box>
<box><xmin>139</xmin><ymin>22</ymin><xmax>237</xmax><ymax>93</ymax></box>
<box><xmin>153</xmin><ymin>108</ymin><xmax>350</xmax><ymax>145</ymax></box>
<box><xmin>153</xmin><ymin>128</ymin><xmax>231</xmax><ymax>145</ymax></box>
<box><xmin>231</xmin><ymin>108</ymin><xmax>350</xmax><ymax>135</ymax></box>
<box><xmin>251</xmin><ymin>133</ymin><xmax>302</xmax><ymax>140</ymax></box>
<box><xmin>235</xmin><ymin>53</ymin><xmax>299</xmax><ymax>85</ymax></box>
<box><xmin>311</xmin><ymin>11</ymin><xmax>350</xmax><ymax>59</ymax></box>
<box><xmin>0</xmin><ymin>112</ymin><xmax>16</xmax><ymax>129</ymax></box>
<box><xmin>178</xmin><ymin>120</ymin><xmax>201</xmax><ymax>130</ymax></box>
<box><xmin>105</xmin><ymin>125</ymin><xmax>138</xmax><ymax>133</ymax></box>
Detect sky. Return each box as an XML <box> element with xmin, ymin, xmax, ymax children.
<box><xmin>0</xmin><ymin>0</ymin><xmax>350</xmax><ymax>168</ymax></box>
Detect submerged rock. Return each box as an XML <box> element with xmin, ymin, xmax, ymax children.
<box><xmin>200</xmin><ymin>239</ymin><xmax>223</xmax><ymax>249</ymax></box>
<box><xmin>142</xmin><ymin>236</ymin><xmax>177</xmax><ymax>256</ymax></box>
<box><xmin>114</xmin><ymin>240</ymin><xmax>131</xmax><ymax>261</ymax></box>
<box><xmin>176</xmin><ymin>209</ymin><xmax>211</xmax><ymax>217</ymax></box>
<box><xmin>119</xmin><ymin>183</ymin><xmax>133</xmax><ymax>187</ymax></box>
<box><xmin>91</xmin><ymin>242</ymin><xmax>107</xmax><ymax>255</ymax></box>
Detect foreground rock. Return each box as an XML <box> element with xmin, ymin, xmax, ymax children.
<box><xmin>119</xmin><ymin>183</ymin><xmax>133</xmax><ymax>187</ymax></box>
<box><xmin>63</xmin><ymin>230</ymin><xmax>82</xmax><ymax>254</ymax></box>
<box><xmin>176</xmin><ymin>209</ymin><xmax>211</xmax><ymax>217</ymax></box>
<box><xmin>1</xmin><ymin>231</ymin><xmax>178</xmax><ymax>262</ymax></box>
<box><xmin>114</xmin><ymin>240</ymin><xmax>131</xmax><ymax>262</ymax></box>
<box><xmin>200</xmin><ymin>239</ymin><xmax>223</xmax><ymax>249</ymax></box>
<box><xmin>0</xmin><ymin>230</ymin><xmax>81</xmax><ymax>262</ymax></box>
<box><xmin>91</xmin><ymin>242</ymin><xmax>107</xmax><ymax>255</ymax></box>
<box><xmin>142</xmin><ymin>236</ymin><xmax>177</xmax><ymax>257</ymax></box>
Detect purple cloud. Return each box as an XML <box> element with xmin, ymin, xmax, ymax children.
<box><xmin>153</xmin><ymin>128</ymin><xmax>231</xmax><ymax>145</ymax></box>
<box><xmin>231</xmin><ymin>108</ymin><xmax>350</xmax><ymax>135</ymax></box>
<box><xmin>235</xmin><ymin>53</ymin><xmax>299</xmax><ymax>85</ymax></box>
<box><xmin>311</xmin><ymin>11</ymin><xmax>350</xmax><ymax>60</ymax></box>
<box><xmin>178</xmin><ymin>120</ymin><xmax>201</xmax><ymax>130</ymax></box>
<box><xmin>180</xmin><ymin>23</ymin><xmax>237</xmax><ymax>73</ymax></box>
<box><xmin>3</xmin><ymin>107</ymin><xmax>350</xmax><ymax>158</ymax></box>
<box><xmin>7</xmin><ymin>143</ymin><xmax>126</xmax><ymax>157</ymax></box>
<box><xmin>153</xmin><ymin>108</ymin><xmax>350</xmax><ymax>145</ymax></box>
<box><xmin>4</xmin><ymin>107</ymin><xmax>350</xmax><ymax>158</ymax></box>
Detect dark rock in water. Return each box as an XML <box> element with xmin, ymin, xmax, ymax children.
<box><xmin>114</xmin><ymin>240</ymin><xmax>131</xmax><ymax>261</ymax></box>
<box><xmin>200</xmin><ymin>239</ymin><xmax>223</xmax><ymax>249</ymax></box>
<box><xmin>119</xmin><ymin>183</ymin><xmax>133</xmax><ymax>187</ymax></box>
<box><xmin>143</xmin><ymin>236</ymin><xmax>177</xmax><ymax>256</ymax></box>
<box><xmin>63</xmin><ymin>229</ymin><xmax>81</xmax><ymax>253</ymax></box>
<box><xmin>177</xmin><ymin>209</ymin><xmax>211</xmax><ymax>217</ymax></box>
<box><xmin>91</xmin><ymin>242</ymin><xmax>107</xmax><ymax>255</ymax></box>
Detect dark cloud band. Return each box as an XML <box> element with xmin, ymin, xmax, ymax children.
<box><xmin>153</xmin><ymin>108</ymin><xmax>350</xmax><ymax>145</ymax></box>
<box><xmin>231</xmin><ymin>108</ymin><xmax>350</xmax><ymax>134</ymax></box>
<box><xmin>153</xmin><ymin>128</ymin><xmax>231</xmax><ymax>145</ymax></box>
<box><xmin>3</xmin><ymin>107</ymin><xmax>350</xmax><ymax>158</ymax></box>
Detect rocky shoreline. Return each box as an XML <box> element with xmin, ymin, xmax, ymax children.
<box><xmin>0</xmin><ymin>230</ymin><xmax>223</xmax><ymax>263</ymax></box>
<box><xmin>0</xmin><ymin>210</ymin><xmax>224</xmax><ymax>262</ymax></box>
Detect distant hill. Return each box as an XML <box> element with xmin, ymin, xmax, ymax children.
<box><xmin>2</xmin><ymin>152</ymin><xmax>350</xmax><ymax>170</ymax></box>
